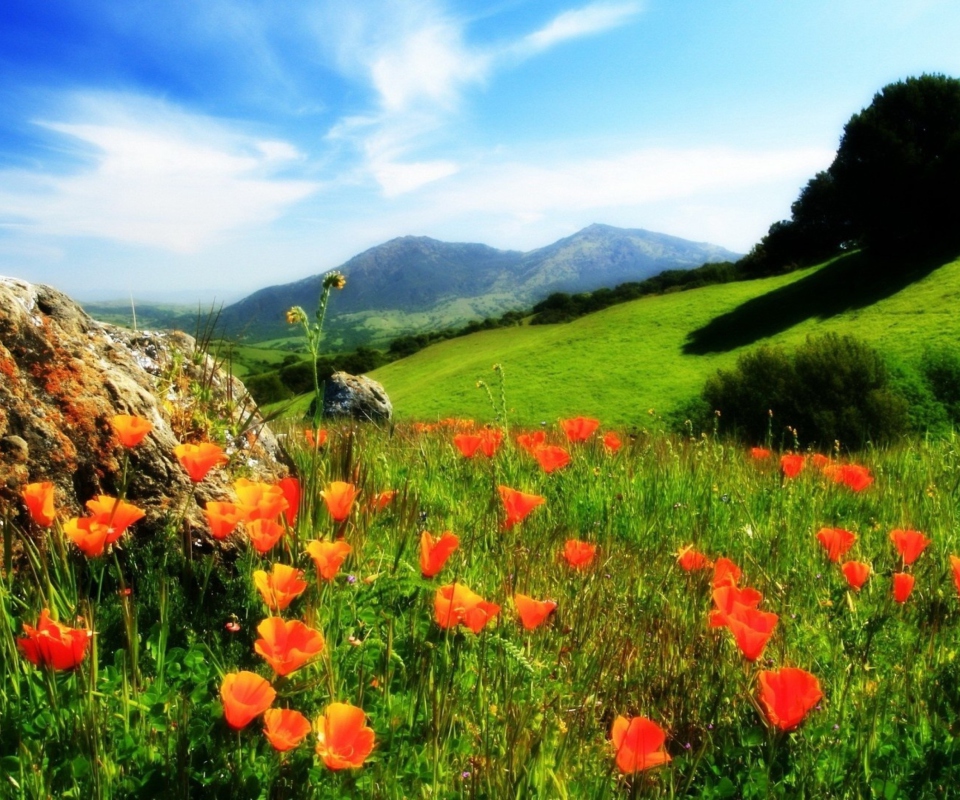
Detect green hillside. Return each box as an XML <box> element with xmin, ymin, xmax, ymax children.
<box><xmin>365</xmin><ymin>253</ymin><xmax>960</xmax><ymax>425</ymax></box>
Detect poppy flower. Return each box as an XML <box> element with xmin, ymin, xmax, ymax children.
<box><xmin>304</xmin><ymin>428</ymin><xmax>328</xmax><ymax>449</ymax></box>
<box><xmin>712</xmin><ymin>557</ymin><xmax>742</xmax><ymax>588</ymax></box>
<box><xmin>533</xmin><ymin>445</ymin><xmax>571</xmax><ymax>473</ymax></box>
<box><xmin>174</xmin><ymin>442</ymin><xmax>228</xmax><ymax>482</ymax></box>
<box><xmin>370</xmin><ymin>490</ymin><xmax>397</xmax><ymax>512</ymax></box>
<box><xmin>263</xmin><ymin>708</ymin><xmax>312</xmax><ymax>752</ymax></box>
<box><xmin>757</xmin><ymin>667</ymin><xmax>823</xmax><ymax>732</ymax></box>
<box><xmin>452</xmin><ymin>433</ymin><xmax>484</xmax><ymax>458</ymax></box>
<box><xmin>841</xmin><ymin>560</ymin><xmax>871</xmax><ymax>591</ymax></box>
<box><xmin>826</xmin><ymin>464</ymin><xmax>874</xmax><ymax>492</ymax></box>
<box><xmin>610</xmin><ymin>716</ymin><xmax>671</xmax><ymax>774</ymax></box>
<box><xmin>560</xmin><ymin>416</ymin><xmax>600</xmax><ymax>443</ymax></box>
<box><xmin>816</xmin><ymin>528</ymin><xmax>857</xmax><ymax>563</ymax></box>
<box><xmin>246</xmin><ymin>518</ymin><xmax>286</xmax><ymax>554</ymax></box>
<box><xmin>478</xmin><ymin>428</ymin><xmax>503</xmax><ymax>458</ymax></box>
<box><xmin>63</xmin><ymin>517</ymin><xmax>114</xmax><ymax>558</ymax></box>
<box><xmin>434</xmin><ymin>583</ymin><xmax>500</xmax><ymax>633</ymax></box>
<box><xmin>950</xmin><ymin>555</ymin><xmax>960</xmax><ymax>598</ymax></box>
<box><xmin>220</xmin><ymin>671</ymin><xmax>276</xmax><ymax>730</ymax></box>
<box><xmin>254</xmin><ymin>617</ymin><xmax>325</xmax><ymax>677</ymax></box>
<box><xmin>603</xmin><ymin>432</ymin><xmax>622</xmax><ymax>453</ymax></box>
<box><xmin>320</xmin><ymin>481</ymin><xmax>358</xmax><ymax>523</ymax></box>
<box><xmin>677</xmin><ymin>545</ymin><xmax>713</xmax><ymax>572</ymax></box>
<box><xmin>253</xmin><ymin>563</ymin><xmax>308</xmax><ymax>612</ymax></box>
<box><xmin>893</xmin><ymin>572</ymin><xmax>915</xmax><ymax>604</ymax></box>
<box><xmin>725</xmin><ymin>606</ymin><xmax>779</xmax><ymax>661</ymax></box>
<box><xmin>306</xmin><ymin>540</ymin><xmax>352</xmax><ymax>581</ymax></box>
<box><xmin>562</xmin><ymin>539</ymin><xmax>596</xmax><ymax>570</ymax></box>
<box><xmin>277</xmin><ymin>477</ymin><xmax>300</xmax><ymax>526</ymax></box>
<box><xmin>315</xmin><ymin>702</ymin><xmax>375</xmax><ymax>770</ymax></box>
<box><xmin>514</xmin><ymin>593</ymin><xmax>557</xmax><ymax>630</ymax></box>
<box><xmin>890</xmin><ymin>529</ymin><xmax>930</xmax><ymax>566</ymax></box>
<box><xmin>18</xmin><ymin>609</ymin><xmax>91</xmax><ymax>671</ymax></box>
<box><xmin>420</xmin><ymin>531</ymin><xmax>459</xmax><ymax>578</ymax></box>
<box><xmin>780</xmin><ymin>454</ymin><xmax>805</xmax><ymax>479</ymax></box>
<box><xmin>708</xmin><ymin>584</ymin><xmax>764</xmax><ymax>628</ymax></box>
<box><xmin>21</xmin><ymin>482</ymin><xmax>56</xmax><ymax>527</ymax></box>
<box><xmin>498</xmin><ymin>486</ymin><xmax>545</xmax><ymax>529</ymax></box>
<box><xmin>516</xmin><ymin>430</ymin><xmax>546</xmax><ymax>455</ymax></box>
<box><xmin>204</xmin><ymin>501</ymin><xmax>242</xmax><ymax>540</ymax></box>
<box><xmin>110</xmin><ymin>414</ymin><xmax>153</xmax><ymax>448</ymax></box>
<box><xmin>234</xmin><ymin>479</ymin><xmax>289</xmax><ymax>522</ymax></box>
<box><xmin>85</xmin><ymin>495</ymin><xmax>146</xmax><ymax>537</ymax></box>
<box><xmin>750</xmin><ymin>447</ymin><xmax>771</xmax><ymax>460</ymax></box>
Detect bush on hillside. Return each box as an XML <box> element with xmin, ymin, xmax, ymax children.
<box><xmin>703</xmin><ymin>333</ymin><xmax>909</xmax><ymax>448</ymax></box>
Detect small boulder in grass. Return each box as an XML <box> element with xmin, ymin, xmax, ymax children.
<box><xmin>321</xmin><ymin>372</ymin><xmax>392</xmax><ymax>423</ymax></box>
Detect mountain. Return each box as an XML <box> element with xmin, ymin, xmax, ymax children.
<box><xmin>218</xmin><ymin>224</ymin><xmax>741</xmax><ymax>346</ymax></box>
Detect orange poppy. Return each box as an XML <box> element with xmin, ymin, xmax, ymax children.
<box><xmin>246</xmin><ymin>518</ymin><xmax>286</xmax><ymax>554</ymax></box>
<box><xmin>811</xmin><ymin>453</ymin><xmax>832</xmax><ymax>470</ymax></box>
<box><xmin>516</xmin><ymin>430</ymin><xmax>546</xmax><ymax>455</ymax></box>
<box><xmin>204</xmin><ymin>501</ymin><xmax>242</xmax><ymax>540</ymax></box>
<box><xmin>514</xmin><ymin>593</ymin><xmax>557</xmax><ymax>630</ymax></box>
<box><xmin>712</xmin><ymin>556</ymin><xmax>742</xmax><ymax>588</ymax></box>
<box><xmin>21</xmin><ymin>482</ymin><xmax>56</xmax><ymax>527</ymax></box>
<box><xmin>708</xmin><ymin>584</ymin><xmax>764</xmax><ymax>628</ymax></box>
<box><xmin>320</xmin><ymin>481</ymin><xmax>358</xmax><ymax>523</ymax></box>
<box><xmin>315</xmin><ymin>702</ymin><xmax>375</xmax><ymax>770</ymax></box>
<box><xmin>85</xmin><ymin>495</ymin><xmax>145</xmax><ymax>537</ymax></box>
<box><xmin>816</xmin><ymin>528</ymin><xmax>857</xmax><ymax>563</ymax></box>
<box><xmin>371</xmin><ymin>490</ymin><xmax>397</xmax><ymax>512</ymax></box>
<box><xmin>434</xmin><ymin>583</ymin><xmax>500</xmax><ymax>633</ymax></box>
<box><xmin>725</xmin><ymin>606</ymin><xmax>778</xmax><ymax>661</ymax></box>
<box><xmin>677</xmin><ymin>545</ymin><xmax>713</xmax><ymax>572</ymax></box>
<box><xmin>306</xmin><ymin>540</ymin><xmax>352</xmax><ymax>581</ymax></box>
<box><xmin>174</xmin><ymin>442</ymin><xmax>228</xmax><ymax>482</ymax></box>
<box><xmin>893</xmin><ymin>572</ymin><xmax>915</xmax><ymax>604</ymax></box>
<box><xmin>479</xmin><ymin>428</ymin><xmax>503</xmax><ymax>458</ymax></box>
<box><xmin>18</xmin><ymin>609</ymin><xmax>91</xmax><ymax>671</ymax></box>
<box><xmin>560</xmin><ymin>416</ymin><xmax>600</xmax><ymax>443</ymax></box>
<box><xmin>610</xmin><ymin>716</ymin><xmax>671</xmax><ymax>774</ymax></box>
<box><xmin>263</xmin><ymin>708</ymin><xmax>312</xmax><ymax>752</ymax></box>
<box><xmin>602</xmin><ymin>432</ymin><xmax>622</xmax><ymax>453</ymax></box>
<box><xmin>498</xmin><ymin>486</ymin><xmax>545</xmax><ymax>529</ymax></box>
<box><xmin>757</xmin><ymin>667</ymin><xmax>822</xmax><ymax>731</ymax></box>
<box><xmin>253</xmin><ymin>563</ymin><xmax>308</xmax><ymax>612</ymax></box>
<box><xmin>254</xmin><ymin>617</ymin><xmax>325</xmax><ymax>677</ymax></box>
<box><xmin>890</xmin><ymin>529</ymin><xmax>930</xmax><ymax>566</ymax></box>
<box><xmin>220</xmin><ymin>671</ymin><xmax>276</xmax><ymax>730</ymax></box>
<box><xmin>826</xmin><ymin>464</ymin><xmax>873</xmax><ymax>492</ymax></box>
<box><xmin>278</xmin><ymin>477</ymin><xmax>300</xmax><ymax>526</ymax></box>
<box><xmin>452</xmin><ymin>433</ymin><xmax>483</xmax><ymax>458</ymax></box>
<box><xmin>750</xmin><ymin>447</ymin><xmax>771</xmax><ymax>460</ymax></box>
<box><xmin>234</xmin><ymin>479</ymin><xmax>289</xmax><ymax>522</ymax></box>
<box><xmin>780</xmin><ymin>454</ymin><xmax>804</xmax><ymax>478</ymax></box>
<box><xmin>841</xmin><ymin>560</ymin><xmax>871</xmax><ymax>591</ymax></box>
<box><xmin>562</xmin><ymin>539</ymin><xmax>596</xmax><ymax>570</ymax></box>
<box><xmin>110</xmin><ymin>414</ymin><xmax>153</xmax><ymax>448</ymax></box>
<box><xmin>304</xmin><ymin>428</ymin><xmax>328</xmax><ymax>449</ymax></box>
<box><xmin>419</xmin><ymin>531</ymin><xmax>459</xmax><ymax>578</ymax></box>
<box><xmin>951</xmin><ymin>555</ymin><xmax>960</xmax><ymax>599</ymax></box>
<box><xmin>64</xmin><ymin>517</ymin><xmax>114</xmax><ymax>558</ymax></box>
<box><xmin>533</xmin><ymin>445</ymin><xmax>571</xmax><ymax>473</ymax></box>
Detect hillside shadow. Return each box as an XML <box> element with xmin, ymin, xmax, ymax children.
<box><xmin>683</xmin><ymin>251</ymin><xmax>948</xmax><ymax>355</ymax></box>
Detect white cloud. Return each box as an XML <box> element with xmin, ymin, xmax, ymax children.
<box><xmin>520</xmin><ymin>2</ymin><xmax>644</xmax><ymax>54</ymax></box>
<box><xmin>0</xmin><ymin>95</ymin><xmax>317</xmax><ymax>253</ymax></box>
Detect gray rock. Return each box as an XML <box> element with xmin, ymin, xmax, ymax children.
<box><xmin>322</xmin><ymin>372</ymin><xmax>392</xmax><ymax>422</ymax></box>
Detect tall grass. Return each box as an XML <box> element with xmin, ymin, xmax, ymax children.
<box><xmin>3</xmin><ymin>420</ymin><xmax>960</xmax><ymax>798</ymax></box>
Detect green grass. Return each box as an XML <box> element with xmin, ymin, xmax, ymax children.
<box><xmin>367</xmin><ymin>253</ymin><xmax>960</xmax><ymax>425</ymax></box>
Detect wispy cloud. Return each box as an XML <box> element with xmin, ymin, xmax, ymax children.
<box><xmin>519</xmin><ymin>2</ymin><xmax>644</xmax><ymax>54</ymax></box>
<box><xmin>0</xmin><ymin>94</ymin><xmax>317</xmax><ymax>253</ymax></box>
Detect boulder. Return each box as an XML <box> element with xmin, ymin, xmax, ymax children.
<box><xmin>322</xmin><ymin>372</ymin><xmax>392</xmax><ymax>423</ymax></box>
<box><xmin>0</xmin><ymin>276</ymin><xmax>289</xmax><ymax>542</ymax></box>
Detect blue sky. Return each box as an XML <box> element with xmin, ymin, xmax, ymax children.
<box><xmin>1</xmin><ymin>0</ymin><xmax>958</xmax><ymax>303</ymax></box>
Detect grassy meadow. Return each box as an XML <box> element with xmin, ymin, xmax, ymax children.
<box><xmin>4</xmin><ymin>411</ymin><xmax>960</xmax><ymax>798</ymax></box>
<box><xmin>368</xmin><ymin>253</ymin><xmax>960</xmax><ymax>425</ymax></box>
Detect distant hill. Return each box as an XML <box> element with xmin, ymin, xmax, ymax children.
<box><xmin>218</xmin><ymin>224</ymin><xmax>740</xmax><ymax>346</ymax></box>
